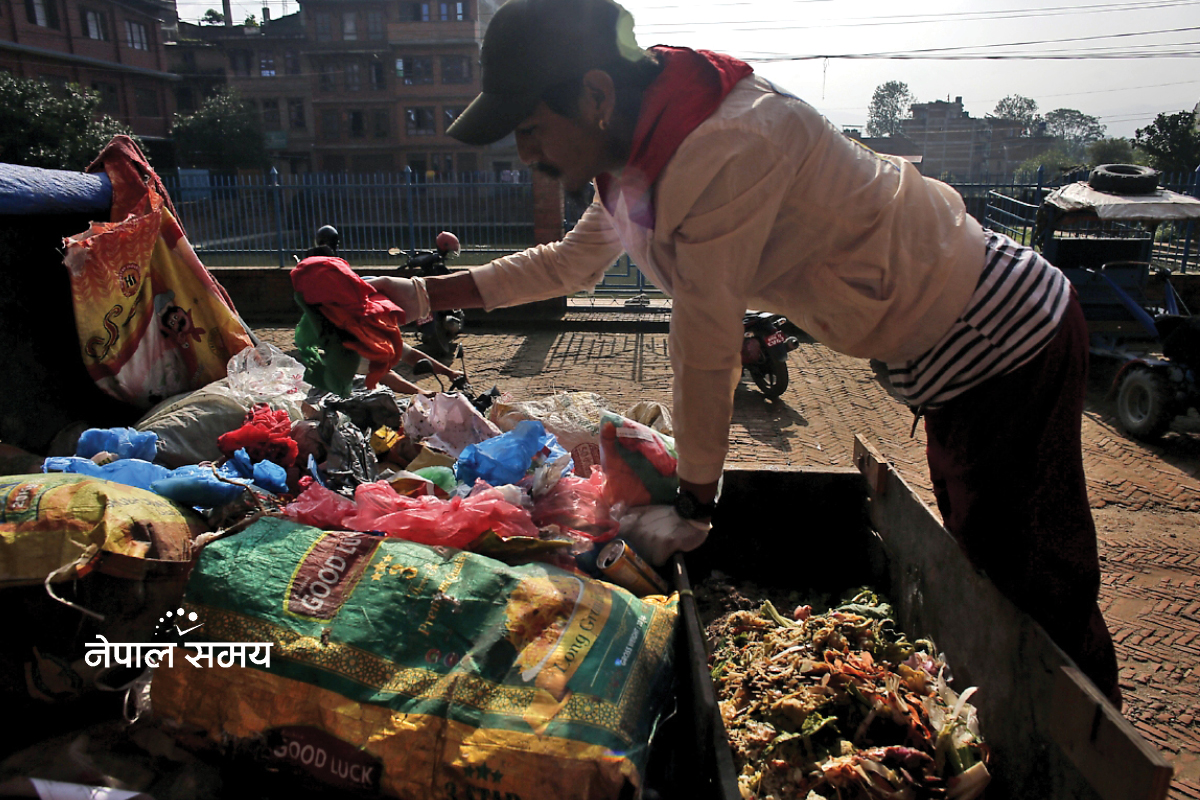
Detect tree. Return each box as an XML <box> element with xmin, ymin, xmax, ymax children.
<box><xmin>1014</xmin><ymin>144</ymin><xmax>1088</xmax><ymax>182</ymax></box>
<box><xmin>866</xmin><ymin>81</ymin><xmax>914</xmax><ymax>138</ymax></box>
<box><xmin>990</xmin><ymin>95</ymin><xmax>1041</xmax><ymax>133</ymax></box>
<box><xmin>1087</xmin><ymin>138</ymin><xmax>1139</xmax><ymax>166</ymax></box>
<box><xmin>0</xmin><ymin>73</ymin><xmax>135</xmax><ymax>170</ymax></box>
<box><xmin>172</xmin><ymin>87</ymin><xmax>268</xmax><ymax>171</ymax></box>
<box><xmin>1044</xmin><ymin>108</ymin><xmax>1105</xmax><ymax>147</ymax></box>
<box><xmin>200</xmin><ymin>8</ymin><xmax>224</xmax><ymax>24</ymax></box>
<box><xmin>1134</xmin><ymin>110</ymin><xmax>1200</xmax><ymax>174</ymax></box>
<box><xmin>242</xmin><ymin>13</ymin><xmax>259</xmax><ymax>26</ymax></box>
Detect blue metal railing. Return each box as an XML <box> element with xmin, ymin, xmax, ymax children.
<box><xmin>162</xmin><ymin>167</ymin><xmax>535</xmax><ymax>267</ymax></box>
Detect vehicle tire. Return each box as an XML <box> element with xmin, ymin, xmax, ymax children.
<box><xmin>750</xmin><ymin>358</ymin><xmax>789</xmax><ymax>399</ymax></box>
<box><xmin>1115</xmin><ymin>367</ymin><xmax>1174</xmax><ymax>441</ymax></box>
<box><xmin>1088</xmin><ymin>164</ymin><xmax>1160</xmax><ymax>195</ymax></box>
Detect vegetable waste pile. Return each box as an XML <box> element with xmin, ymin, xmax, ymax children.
<box><xmin>698</xmin><ymin>576</ymin><xmax>991</xmax><ymax>800</ymax></box>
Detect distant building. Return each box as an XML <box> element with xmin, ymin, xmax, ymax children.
<box><xmin>842</xmin><ymin>129</ymin><xmax>923</xmax><ymax>168</ymax></box>
<box><xmin>167</xmin><ymin>0</ymin><xmax>515</xmax><ymax>176</ymax></box>
<box><xmin>0</xmin><ymin>0</ymin><xmax>177</xmax><ymax>161</ymax></box>
<box><xmin>901</xmin><ymin>97</ymin><xmax>1057</xmax><ymax>182</ymax></box>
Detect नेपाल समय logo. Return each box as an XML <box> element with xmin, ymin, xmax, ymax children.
<box><xmin>84</xmin><ymin>606</ymin><xmax>273</xmax><ymax>671</ymax></box>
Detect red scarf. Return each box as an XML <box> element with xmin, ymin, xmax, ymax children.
<box><xmin>596</xmin><ymin>46</ymin><xmax>753</xmax><ymax>228</ymax></box>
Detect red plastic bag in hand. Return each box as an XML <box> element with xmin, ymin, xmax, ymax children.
<box><xmin>347</xmin><ymin>481</ymin><xmax>538</xmax><ymax>549</ymax></box>
<box><xmin>217</xmin><ymin>403</ymin><xmax>299</xmax><ymax>466</ymax></box>
<box><xmin>531</xmin><ymin>468</ymin><xmax>618</xmax><ymax>542</ymax></box>
<box><xmin>283</xmin><ymin>483</ymin><xmax>358</xmax><ymax>530</ymax></box>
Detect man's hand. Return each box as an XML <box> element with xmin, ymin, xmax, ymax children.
<box><xmin>367</xmin><ymin>275</ymin><xmax>430</xmax><ymax>323</ymax></box>
<box><xmin>617</xmin><ymin>505</ymin><xmax>711</xmax><ymax>566</ymax></box>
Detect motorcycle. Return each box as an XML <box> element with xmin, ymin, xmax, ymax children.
<box><xmin>741</xmin><ymin>311</ymin><xmax>799</xmax><ymax>399</ymax></box>
<box><xmin>388</xmin><ymin>231</ymin><xmax>465</xmax><ymax>364</ymax></box>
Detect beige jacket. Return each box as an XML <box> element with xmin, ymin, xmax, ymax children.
<box><xmin>471</xmin><ymin>75</ymin><xmax>985</xmax><ymax>485</ymax></box>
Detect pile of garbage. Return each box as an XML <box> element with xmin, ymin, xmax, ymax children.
<box><xmin>0</xmin><ymin>343</ymin><xmax>686</xmax><ymax>800</ymax></box>
<box><xmin>702</xmin><ymin>580</ymin><xmax>990</xmax><ymax>800</ymax></box>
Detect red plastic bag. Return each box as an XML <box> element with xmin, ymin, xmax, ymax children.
<box><xmin>347</xmin><ymin>481</ymin><xmax>538</xmax><ymax>549</ymax></box>
<box><xmin>283</xmin><ymin>483</ymin><xmax>357</xmax><ymax>530</ymax></box>
<box><xmin>217</xmin><ymin>403</ymin><xmax>299</xmax><ymax>466</ymax></box>
<box><xmin>531</xmin><ymin>468</ymin><xmax>618</xmax><ymax>542</ymax></box>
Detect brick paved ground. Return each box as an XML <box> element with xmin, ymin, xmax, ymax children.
<box><xmin>257</xmin><ymin>322</ymin><xmax>1200</xmax><ymax>797</ymax></box>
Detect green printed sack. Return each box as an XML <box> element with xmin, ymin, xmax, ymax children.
<box><xmin>151</xmin><ymin>517</ymin><xmax>678</xmax><ymax>799</ymax></box>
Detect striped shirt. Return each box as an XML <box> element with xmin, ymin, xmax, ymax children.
<box><xmin>887</xmin><ymin>231</ymin><xmax>1070</xmax><ymax>409</ymax></box>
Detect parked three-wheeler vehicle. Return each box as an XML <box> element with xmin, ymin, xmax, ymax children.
<box><xmin>1031</xmin><ymin>166</ymin><xmax>1200</xmax><ymax>441</ymax></box>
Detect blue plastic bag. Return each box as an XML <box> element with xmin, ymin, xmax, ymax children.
<box><xmin>455</xmin><ymin>420</ymin><xmax>570</xmax><ymax>487</ymax></box>
<box><xmin>76</xmin><ymin>427</ymin><xmax>158</xmax><ymax>462</ymax></box>
<box><xmin>220</xmin><ymin>448</ymin><xmax>288</xmax><ymax>494</ymax></box>
<box><xmin>151</xmin><ymin>465</ymin><xmax>250</xmax><ymax>507</ymax></box>
<box><xmin>43</xmin><ymin>456</ymin><xmax>170</xmax><ymax>491</ymax></box>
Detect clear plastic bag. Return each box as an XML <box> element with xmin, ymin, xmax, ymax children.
<box><xmin>531</xmin><ymin>467</ymin><xmax>617</xmax><ymax>542</ymax></box>
<box><xmin>225</xmin><ymin>343</ymin><xmax>310</xmax><ymax>419</ymax></box>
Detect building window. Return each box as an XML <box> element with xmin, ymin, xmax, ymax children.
<box><xmin>321</xmin><ymin>109</ymin><xmax>339</xmax><ymax>141</ymax></box>
<box><xmin>370</xmin><ymin>61</ymin><xmax>385</xmax><ymax>90</ymax></box>
<box><xmin>342</xmin><ymin>12</ymin><xmax>356</xmax><ymax>40</ymax></box>
<box><xmin>288</xmin><ymin>98</ymin><xmax>306</xmax><ymax>130</ymax></box>
<box><xmin>345</xmin><ymin>62</ymin><xmax>361</xmax><ymax>91</ymax></box>
<box><xmin>134</xmin><ymin>87</ymin><xmax>158</xmax><ymax>117</ymax></box>
<box><xmin>262</xmin><ymin>98</ymin><xmax>281</xmax><ymax>130</ymax></box>
<box><xmin>81</xmin><ymin>8</ymin><xmax>107</xmax><ymax>40</ymax></box>
<box><xmin>367</xmin><ymin>10</ymin><xmax>384</xmax><ymax>39</ymax></box>
<box><xmin>441</xmin><ymin>55</ymin><xmax>470</xmax><ymax>83</ymax></box>
<box><xmin>349</xmin><ymin>110</ymin><xmax>365</xmax><ymax>138</ymax></box>
<box><xmin>372</xmin><ymin>109</ymin><xmax>389</xmax><ymax>138</ymax></box>
<box><xmin>405</xmin><ymin>106</ymin><xmax>435</xmax><ymax>136</ymax></box>
<box><xmin>442</xmin><ymin>105</ymin><xmax>464</xmax><ymax>131</ymax></box>
<box><xmin>396</xmin><ymin>56</ymin><xmax>432</xmax><ymax>85</ymax></box>
<box><xmin>231</xmin><ymin>50</ymin><xmax>252</xmax><ymax>76</ymax></box>
<box><xmin>437</xmin><ymin>1</ymin><xmax>465</xmax><ymax>21</ymax></box>
<box><xmin>260</xmin><ymin>53</ymin><xmax>276</xmax><ymax>77</ymax></box>
<box><xmin>402</xmin><ymin>2</ymin><xmax>429</xmax><ymax>21</ymax></box>
<box><xmin>26</xmin><ymin>0</ymin><xmax>60</xmax><ymax>29</ymax></box>
<box><xmin>285</xmin><ymin>49</ymin><xmax>300</xmax><ymax>75</ymax></box>
<box><xmin>92</xmin><ymin>81</ymin><xmax>119</xmax><ymax>114</ymax></box>
<box><xmin>319</xmin><ymin>62</ymin><xmax>336</xmax><ymax>91</ymax></box>
<box><xmin>315</xmin><ymin>11</ymin><xmax>331</xmax><ymax>41</ymax></box>
<box><xmin>176</xmin><ymin>86</ymin><xmax>195</xmax><ymax>112</ymax></box>
<box><xmin>125</xmin><ymin>20</ymin><xmax>149</xmax><ymax>50</ymax></box>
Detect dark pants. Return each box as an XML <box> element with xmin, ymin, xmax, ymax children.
<box><xmin>923</xmin><ymin>290</ymin><xmax>1121</xmax><ymax>708</ymax></box>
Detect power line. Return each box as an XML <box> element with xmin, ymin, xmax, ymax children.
<box><xmin>634</xmin><ymin>0</ymin><xmax>1200</xmax><ymax>34</ymax></box>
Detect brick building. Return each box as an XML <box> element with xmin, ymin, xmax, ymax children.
<box><xmin>901</xmin><ymin>97</ymin><xmax>1058</xmax><ymax>182</ymax></box>
<box><xmin>168</xmin><ymin>0</ymin><xmax>517</xmax><ymax>176</ymax></box>
<box><xmin>0</xmin><ymin>0</ymin><xmax>177</xmax><ymax>156</ymax></box>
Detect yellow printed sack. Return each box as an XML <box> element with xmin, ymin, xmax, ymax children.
<box><xmin>151</xmin><ymin>517</ymin><xmax>679</xmax><ymax>799</ymax></box>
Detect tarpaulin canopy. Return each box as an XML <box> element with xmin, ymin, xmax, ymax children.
<box><xmin>1043</xmin><ymin>182</ymin><xmax>1200</xmax><ymax>222</ymax></box>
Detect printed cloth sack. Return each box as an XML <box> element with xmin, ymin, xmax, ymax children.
<box><xmin>62</xmin><ymin>136</ymin><xmax>253</xmax><ymax>409</ymax></box>
<box><xmin>151</xmin><ymin>517</ymin><xmax>679</xmax><ymax>799</ymax></box>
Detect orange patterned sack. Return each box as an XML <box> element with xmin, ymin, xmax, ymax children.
<box><xmin>62</xmin><ymin>138</ymin><xmax>252</xmax><ymax>409</ymax></box>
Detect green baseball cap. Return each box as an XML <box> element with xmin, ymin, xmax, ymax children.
<box><xmin>447</xmin><ymin>0</ymin><xmax>647</xmax><ymax>146</ymax></box>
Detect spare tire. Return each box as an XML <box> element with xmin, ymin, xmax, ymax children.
<box><xmin>1088</xmin><ymin>163</ymin><xmax>1160</xmax><ymax>194</ymax></box>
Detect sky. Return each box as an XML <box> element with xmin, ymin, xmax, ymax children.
<box><xmin>174</xmin><ymin>0</ymin><xmax>1200</xmax><ymax>140</ymax></box>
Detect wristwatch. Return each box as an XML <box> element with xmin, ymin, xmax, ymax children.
<box><xmin>675</xmin><ymin>487</ymin><xmax>718</xmax><ymax>521</ymax></box>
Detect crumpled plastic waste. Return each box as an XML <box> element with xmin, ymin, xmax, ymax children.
<box><xmin>75</xmin><ymin>427</ymin><xmax>159</xmax><ymax>462</ymax></box>
<box><xmin>402</xmin><ymin>393</ymin><xmax>500</xmax><ymax>458</ymax></box>
<box><xmin>531</xmin><ymin>467</ymin><xmax>618</xmax><ymax>542</ymax></box>
<box><xmin>42</xmin><ymin>455</ymin><xmax>170</xmax><ymax>489</ymax></box>
<box><xmin>599</xmin><ymin>411</ymin><xmax>679</xmax><ymax>507</ymax></box>
<box><xmin>326</xmin><ymin>388</ymin><xmax>404</xmax><ymax>435</ymax></box>
<box><xmin>347</xmin><ymin>480</ymin><xmax>539</xmax><ymax>549</ymax></box>
<box><xmin>455</xmin><ymin>420</ymin><xmax>570</xmax><ymax>488</ymax></box>
<box><xmin>217</xmin><ymin>403</ymin><xmax>299</xmax><ymax>467</ymax></box>
<box><xmin>283</xmin><ymin>481</ymin><xmax>358</xmax><ymax>529</ymax></box>
<box><xmin>291</xmin><ymin>255</ymin><xmax>406</xmax><ymax>392</ymax></box>
<box><xmin>313</xmin><ymin>405</ymin><xmax>378</xmax><ymax>496</ymax></box>
<box><xmin>225</xmin><ymin>342</ymin><xmax>310</xmax><ymax>418</ymax></box>
<box><xmin>44</xmin><ymin>448</ymin><xmax>285</xmax><ymax>508</ymax></box>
